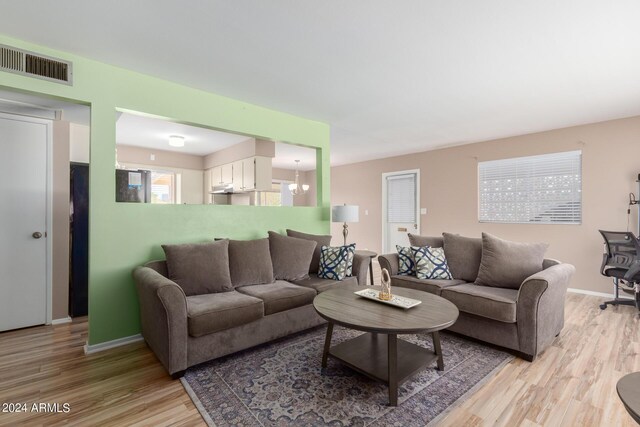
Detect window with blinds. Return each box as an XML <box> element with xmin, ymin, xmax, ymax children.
<box><xmin>387</xmin><ymin>173</ymin><xmax>417</xmax><ymax>223</ymax></box>
<box><xmin>478</xmin><ymin>150</ymin><xmax>582</xmax><ymax>224</ymax></box>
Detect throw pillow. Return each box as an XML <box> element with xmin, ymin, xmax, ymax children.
<box><xmin>475</xmin><ymin>232</ymin><xmax>549</xmax><ymax>289</ymax></box>
<box><xmin>442</xmin><ymin>233</ymin><xmax>483</xmax><ymax>282</ymax></box>
<box><xmin>318</xmin><ymin>245</ymin><xmax>350</xmax><ymax>281</ymax></box>
<box><xmin>162</xmin><ymin>240</ymin><xmax>233</xmax><ymax>296</ymax></box>
<box><xmin>344</xmin><ymin>243</ymin><xmax>356</xmax><ymax>277</ymax></box>
<box><xmin>227</xmin><ymin>238</ymin><xmax>275</xmax><ymax>287</ymax></box>
<box><xmin>286</xmin><ymin>229</ymin><xmax>332</xmax><ymax>274</ymax></box>
<box><xmin>268</xmin><ymin>231</ymin><xmax>317</xmax><ymax>281</ymax></box>
<box><xmin>408</xmin><ymin>233</ymin><xmax>443</xmax><ymax>248</ymax></box>
<box><xmin>411</xmin><ymin>246</ymin><xmax>453</xmax><ymax>280</ymax></box>
<box><xmin>396</xmin><ymin>245</ymin><xmax>415</xmax><ymax>276</ymax></box>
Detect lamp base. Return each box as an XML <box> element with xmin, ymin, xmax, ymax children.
<box><xmin>342</xmin><ymin>223</ymin><xmax>348</xmax><ymax>246</ymax></box>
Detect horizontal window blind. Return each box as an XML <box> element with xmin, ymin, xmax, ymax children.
<box><xmin>387</xmin><ymin>173</ymin><xmax>416</xmax><ymax>223</ymax></box>
<box><xmin>478</xmin><ymin>150</ymin><xmax>582</xmax><ymax>224</ymax></box>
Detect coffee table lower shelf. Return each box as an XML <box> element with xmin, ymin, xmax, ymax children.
<box><xmin>322</xmin><ymin>330</ymin><xmax>441</xmax><ymax>406</ymax></box>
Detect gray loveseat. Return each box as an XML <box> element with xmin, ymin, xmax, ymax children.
<box><xmin>378</xmin><ymin>233</ymin><xmax>575</xmax><ymax>361</ymax></box>
<box><xmin>133</xmin><ymin>230</ymin><xmax>369</xmax><ymax>377</ymax></box>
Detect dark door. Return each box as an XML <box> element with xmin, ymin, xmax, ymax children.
<box><xmin>70</xmin><ymin>163</ymin><xmax>89</xmax><ymax>317</ymax></box>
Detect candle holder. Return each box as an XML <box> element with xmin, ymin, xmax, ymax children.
<box><xmin>379</xmin><ymin>268</ymin><xmax>392</xmax><ymax>301</ymax></box>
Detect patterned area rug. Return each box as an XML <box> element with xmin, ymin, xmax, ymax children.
<box><xmin>182</xmin><ymin>326</ymin><xmax>513</xmax><ymax>426</ymax></box>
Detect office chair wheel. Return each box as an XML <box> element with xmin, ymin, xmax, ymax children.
<box><xmin>599</xmin><ymin>303</ymin><xmax>607</xmax><ymax>310</ymax></box>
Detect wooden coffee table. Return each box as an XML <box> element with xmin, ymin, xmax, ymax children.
<box><xmin>313</xmin><ymin>285</ymin><xmax>459</xmax><ymax>406</ymax></box>
<box><xmin>617</xmin><ymin>372</ymin><xmax>640</xmax><ymax>424</ymax></box>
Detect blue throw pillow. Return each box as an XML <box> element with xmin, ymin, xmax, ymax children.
<box><xmin>411</xmin><ymin>246</ymin><xmax>452</xmax><ymax>280</ymax></box>
<box><xmin>396</xmin><ymin>245</ymin><xmax>415</xmax><ymax>276</ymax></box>
<box><xmin>318</xmin><ymin>245</ymin><xmax>350</xmax><ymax>280</ymax></box>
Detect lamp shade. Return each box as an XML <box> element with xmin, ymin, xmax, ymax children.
<box><xmin>332</xmin><ymin>205</ymin><xmax>359</xmax><ymax>223</ymax></box>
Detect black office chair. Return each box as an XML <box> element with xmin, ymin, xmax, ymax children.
<box><xmin>598</xmin><ymin>230</ymin><xmax>640</xmax><ymax>311</ymax></box>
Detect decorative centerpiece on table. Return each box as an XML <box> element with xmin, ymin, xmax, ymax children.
<box><xmin>379</xmin><ymin>268</ymin><xmax>392</xmax><ymax>301</ymax></box>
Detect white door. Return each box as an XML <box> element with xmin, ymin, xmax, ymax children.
<box><xmin>0</xmin><ymin>113</ymin><xmax>50</xmax><ymax>331</ymax></box>
<box><xmin>382</xmin><ymin>170</ymin><xmax>420</xmax><ymax>254</ymax></box>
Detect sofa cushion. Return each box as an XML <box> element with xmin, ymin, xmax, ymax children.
<box><xmin>475</xmin><ymin>233</ymin><xmax>549</xmax><ymax>289</ymax></box>
<box><xmin>411</xmin><ymin>246</ymin><xmax>453</xmax><ymax>279</ymax></box>
<box><xmin>186</xmin><ymin>291</ymin><xmax>264</xmax><ymax>337</ymax></box>
<box><xmin>440</xmin><ymin>284</ymin><xmax>518</xmax><ymax>323</ymax></box>
<box><xmin>442</xmin><ymin>233</ymin><xmax>483</xmax><ymax>282</ymax></box>
<box><xmin>408</xmin><ymin>234</ymin><xmax>443</xmax><ymax>248</ymax></box>
<box><xmin>286</xmin><ymin>229</ymin><xmax>332</xmax><ymax>274</ymax></box>
<box><xmin>390</xmin><ymin>275</ymin><xmax>466</xmax><ymax>295</ymax></box>
<box><xmin>396</xmin><ymin>245</ymin><xmax>415</xmax><ymax>276</ymax></box>
<box><xmin>236</xmin><ymin>280</ymin><xmax>317</xmax><ymax>315</ymax></box>
<box><xmin>268</xmin><ymin>231</ymin><xmax>317</xmax><ymax>281</ymax></box>
<box><xmin>228</xmin><ymin>238</ymin><xmax>275</xmax><ymax>287</ymax></box>
<box><xmin>162</xmin><ymin>240</ymin><xmax>233</xmax><ymax>296</ymax></box>
<box><xmin>291</xmin><ymin>274</ymin><xmax>358</xmax><ymax>293</ymax></box>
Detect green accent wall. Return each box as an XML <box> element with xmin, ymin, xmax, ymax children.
<box><xmin>0</xmin><ymin>34</ymin><xmax>331</xmax><ymax>345</ymax></box>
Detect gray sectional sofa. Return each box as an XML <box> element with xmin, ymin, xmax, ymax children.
<box><xmin>133</xmin><ymin>230</ymin><xmax>370</xmax><ymax>377</ymax></box>
<box><xmin>378</xmin><ymin>232</ymin><xmax>575</xmax><ymax>361</ymax></box>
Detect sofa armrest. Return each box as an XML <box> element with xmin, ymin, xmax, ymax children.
<box><xmin>516</xmin><ymin>263</ymin><xmax>575</xmax><ymax>359</ymax></box>
<box><xmin>133</xmin><ymin>266</ymin><xmax>188</xmax><ymax>375</ymax></box>
<box><xmin>352</xmin><ymin>253</ymin><xmax>371</xmax><ymax>286</ymax></box>
<box><xmin>378</xmin><ymin>253</ymin><xmax>399</xmax><ymax>276</ymax></box>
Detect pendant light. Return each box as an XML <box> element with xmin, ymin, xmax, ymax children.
<box><xmin>288</xmin><ymin>160</ymin><xmax>309</xmax><ymax>195</ymax></box>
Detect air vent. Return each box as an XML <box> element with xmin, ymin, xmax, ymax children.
<box><xmin>0</xmin><ymin>44</ymin><xmax>72</xmax><ymax>85</ymax></box>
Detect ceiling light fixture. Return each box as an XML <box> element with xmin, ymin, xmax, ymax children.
<box><xmin>168</xmin><ymin>135</ymin><xmax>185</xmax><ymax>147</ymax></box>
<box><xmin>288</xmin><ymin>160</ymin><xmax>309</xmax><ymax>195</ymax></box>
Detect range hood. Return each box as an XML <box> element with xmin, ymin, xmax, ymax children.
<box><xmin>210</xmin><ymin>183</ymin><xmax>236</xmax><ymax>194</ymax></box>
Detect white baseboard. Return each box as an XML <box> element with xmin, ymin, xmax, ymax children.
<box><xmin>51</xmin><ymin>316</ymin><xmax>72</xmax><ymax>325</ymax></box>
<box><xmin>84</xmin><ymin>334</ymin><xmax>144</xmax><ymax>355</ymax></box>
<box><xmin>567</xmin><ymin>288</ymin><xmax>634</xmax><ymax>300</ymax></box>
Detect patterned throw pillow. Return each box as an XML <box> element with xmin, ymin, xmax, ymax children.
<box><xmin>318</xmin><ymin>245</ymin><xmax>350</xmax><ymax>280</ymax></box>
<box><xmin>396</xmin><ymin>245</ymin><xmax>415</xmax><ymax>276</ymax></box>
<box><xmin>411</xmin><ymin>246</ymin><xmax>452</xmax><ymax>280</ymax></box>
<box><xmin>344</xmin><ymin>243</ymin><xmax>356</xmax><ymax>277</ymax></box>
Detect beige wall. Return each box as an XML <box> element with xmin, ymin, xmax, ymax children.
<box><xmin>117</xmin><ymin>144</ymin><xmax>204</xmax><ymax>170</ymax></box>
<box><xmin>331</xmin><ymin>115</ymin><xmax>640</xmax><ymax>294</ymax></box>
<box><xmin>70</xmin><ymin>123</ymin><xmax>90</xmax><ymax>164</ymax></box>
<box><xmin>52</xmin><ymin>121</ymin><xmax>70</xmax><ymax>320</ymax></box>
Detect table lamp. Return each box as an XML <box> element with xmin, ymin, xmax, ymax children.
<box><xmin>332</xmin><ymin>204</ymin><xmax>359</xmax><ymax>246</ymax></box>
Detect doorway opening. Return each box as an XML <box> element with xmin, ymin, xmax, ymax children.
<box><xmin>0</xmin><ymin>89</ymin><xmax>90</xmax><ymax>331</ymax></box>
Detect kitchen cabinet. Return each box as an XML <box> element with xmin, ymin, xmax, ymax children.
<box><xmin>221</xmin><ymin>163</ymin><xmax>233</xmax><ymax>185</ymax></box>
<box><xmin>254</xmin><ymin>157</ymin><xmax>272</xmax><ymax>191</ymax></box>
<box><xmin>207</xmin><ymin>156</ymin><xmax>272</xmax><ymax>194</ymax></box>
<box><xmin>241</xmin><ymin>158</ymin><xmax>255</xmax><ymax>190</ymax></box>
<box><xmin>211</xmin><ymin>166</ymin><xmax>222</xmax><ymax>185</ymax></box>
<box><xmin>232</xmin><ymin>160</ymin><xmax>243</xmax><ymax>188</ymax></box>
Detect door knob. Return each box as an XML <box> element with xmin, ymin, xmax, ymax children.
<box><xmin>32</xmin><ymin>232</ymin><xmax>43</xmax><ymax>239</ymax></box>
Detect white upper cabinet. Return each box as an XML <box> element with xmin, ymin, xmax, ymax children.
<box><xmin>221</xmin><ymin>163</ymin><xmax>233</xmax><ymax>185</ymax></box>
<box><xmin>241</xmin><ymin>158</ymin><xmax>255</xmax><ymax>190</ymax></box>
<box><xmin>211</xmin><ymin>166</ymin><xmax>222</xmax><ymax>186</ymax></box>
<box><xmin>207</xmin><ymin>156</ymin><xmax>272</xmax><ymax>193</ymax></box>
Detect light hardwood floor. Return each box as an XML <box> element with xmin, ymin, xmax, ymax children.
<box><xmin>0</xmin><ymin>271</ymin><xmax>637</xmax><ymax>426</ymax></box>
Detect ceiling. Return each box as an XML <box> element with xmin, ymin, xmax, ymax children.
<box><xmin>2</xmin><ymin>1</ymin><xmax>640</xmax><ymax>165</ymax></box>
<box><xmin>116</xmin><ymin>113</ymin><xmax>251</xmax><ymax>156</ymax></box>
<box><xmin>116</xmin><ymin>112</ymin><xmax>317</xmax><ymax>170</ymax></box>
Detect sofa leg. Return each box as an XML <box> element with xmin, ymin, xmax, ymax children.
<box><xmin>520</xmin><ymin>353</ymin><xmax>536</xmax><ymax>362</ymax></box>
<box><xmin>171</xmin><ymin>370</ymin><xmax>186</xmax><ymax>380</ymax></box>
